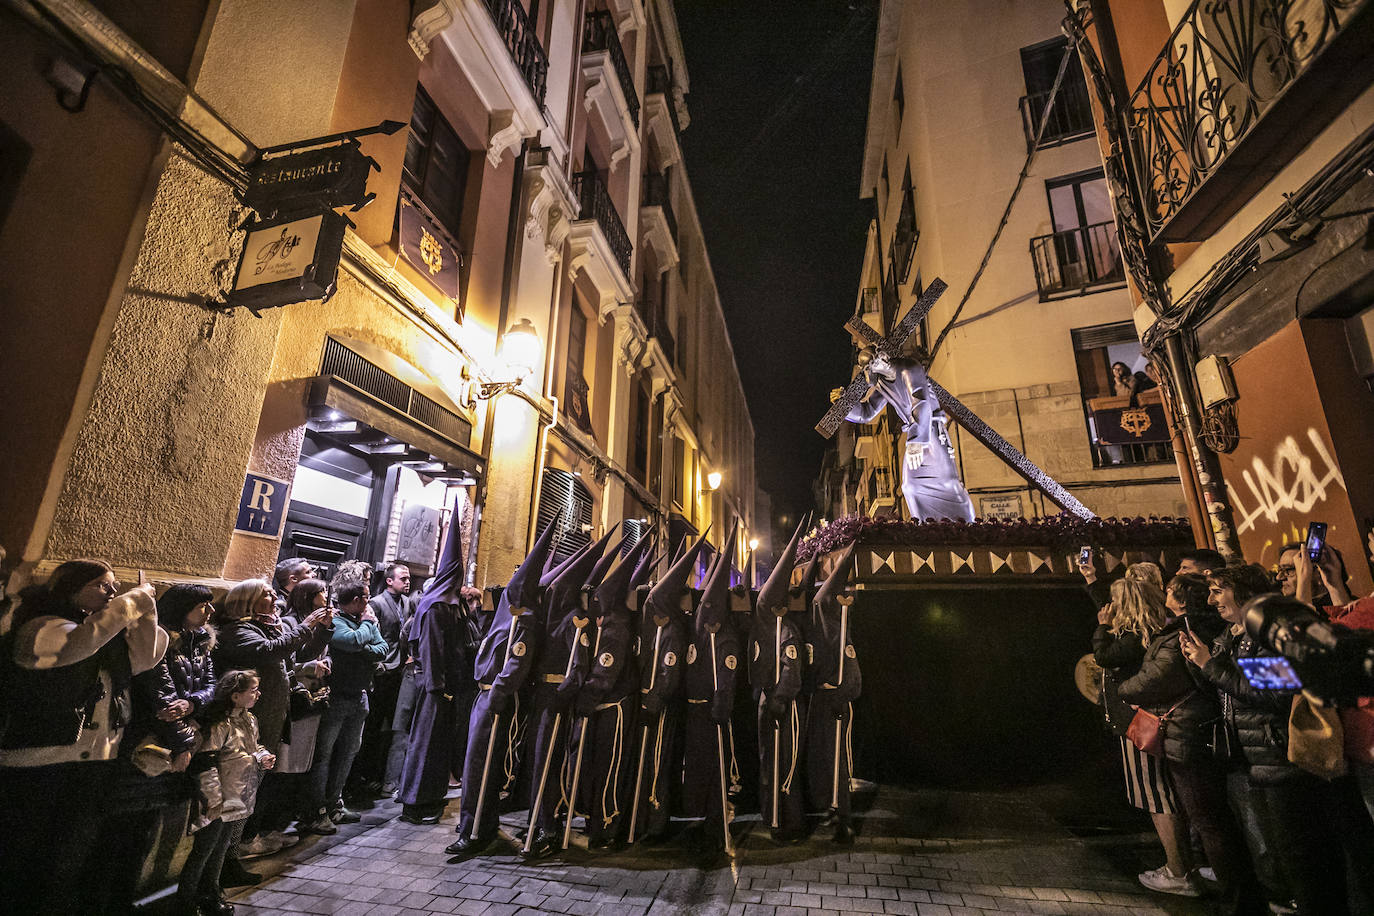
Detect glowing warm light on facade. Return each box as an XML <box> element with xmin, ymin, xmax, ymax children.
<box><xmin>706</xmin><ymin>470</ymin><xmax>722</xmax><ymax>491</ymax></box>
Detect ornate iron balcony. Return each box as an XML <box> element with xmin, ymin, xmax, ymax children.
<box><xmin>647</xmin><ymin>64</ymin><xmax>682</xmax><ymax>135</ymax></box>
<box><xmin>583</xmin><ymin>10</ymin><xmax>640</xmax><ymax>128</ymax></box>
<box><xmin>1018</xmin><ymin>80</ymin><xmax>1094</xmax><ymax>150</ymax></box>
<box><xmin>1128</xmin><ymin>0</ymin><xmax>1371</xmax><ymax>241</ymax></box>
<box><xmin>1029</xmin><ymin>221</ymin><xmax>1126</xmax><ymax>300</ymax></box>
<box><xmin>482</xmin><ymin>0</ymin><xmax>549</xmax><ymax>107</ymax></box>
<box><xmin>573</xmin><ymin>169</ymin><xmax>633</xmax><ymax>276</ymax></box>
<box><xmin>642</xmin><ymin>171</ymin><xmax>677</xmax><ymax>242</ymax></box>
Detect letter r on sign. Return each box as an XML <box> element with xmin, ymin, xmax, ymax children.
<box><xmin>249</xmin><ymin>480</ymin><xmax>276</xmax><ymax>512</ymax></box>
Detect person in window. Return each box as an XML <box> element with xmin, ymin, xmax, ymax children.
<box><xmin>1111</xmin><ymin>361</ymin><xmax>1157</xmax><ymax>405</ymax></box>
<box><xmin>0</xmin><ymin>560</ymin><xmax>167</xmax><ymax>915</ymax></box>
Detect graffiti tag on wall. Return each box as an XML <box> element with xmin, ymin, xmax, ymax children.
<box><xmin>1226</xmin><ymin>428</ymin><xmax>1346</xmax><ymax>536</ymax></box>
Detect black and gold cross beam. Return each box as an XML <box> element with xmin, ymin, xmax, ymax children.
<box><xmin>815</xmin><ymin>277</ymin><xmax>1094</xmax><ymax>520</ymax></box>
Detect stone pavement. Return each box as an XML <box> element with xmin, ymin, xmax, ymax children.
<box><xmin>226</xmin><ymin>785</ymin><xmax>1209</xmax><ymax>916</ymax></box>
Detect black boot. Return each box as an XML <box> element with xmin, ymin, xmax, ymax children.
<box><xmin>218</xmin><ymin>858</ymin><xmax>261</xmax><ymax>889</ymax></box>
<box><xmin>444</xmin><ymin>832</ymin><xmax>495</xmax><ymax>859</ymax></box>
<box><xmin>521</xmin><ymin>826</ymin><xmax>560</xmax><ymax>859</ymax></box>
<box><xmin>197</xmin><ymin>890</ymin><xmax>236</xmax><ymax>915</ymax></box>
<box><xmin>832</xmin><ymin>819</ymin><xmax>855</xmax><ymax>845</ymax></box>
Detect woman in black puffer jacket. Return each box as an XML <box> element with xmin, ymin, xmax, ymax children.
<box><xmin>1181</xmin><ymin>565</ymin><xmax>1354</xmax><ymax>915</ymax></box>
<box><xmin>133</xmin><ymin>584</ymin><xmax>218</xmax><ymax>756</ymax></box>
<box><xmin>1117</xmin><ymin>574</ymin><xmax>1262</xmax><ymax>913</ymax></box>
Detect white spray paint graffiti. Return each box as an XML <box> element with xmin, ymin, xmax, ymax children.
<box><xmin>1227</xmin><ymin>428</ymin><xmax>1346</xmax><ymax>535</ymax></box>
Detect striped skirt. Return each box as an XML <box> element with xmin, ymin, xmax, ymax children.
<box><xmin>1118</xmin><ymin>736</ymin><xmax>1176</xmax><ymax>814</ymax></box>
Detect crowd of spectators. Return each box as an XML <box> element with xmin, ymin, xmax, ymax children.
<box><xmin>0</xmin><ymin>553</ymin><xmax>479</xmax><ymax>916</ymax></box>
<box><xmin>1083</xmin><ymin>535</ymin><xmax>1374</xmax><ymax>915</ymax></box>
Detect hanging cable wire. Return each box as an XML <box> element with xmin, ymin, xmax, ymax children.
<box><xmin>926</xmin><ymin>39</ymin><xmax>1075</xmax><ymax>364</ymax></box>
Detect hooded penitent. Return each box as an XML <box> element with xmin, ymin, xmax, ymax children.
<box><xmin>690</xmin><ymin>528</ymin><xmax>740</xmax><ymax>722</ymax></box>
<box><xmin>755</xmin><ymin>517</ymin><xmax>807</xmax><ymax>622</ymax></box>
<box><xmin>472</xmin><ymin>515</ymin><xmax>560</xmax><ymax>687</ymax></box>
<box><xmin>644</xmin><ymin>531</ymin><xmax>709</xmax><ymax>625</ymax></box>
<box><xmin>809</xmin><ymin>545</ymin><xmax>860</xmax><ymax>694</ymax></box>
<box><xmin>537</xmin><ymin>526</ymin><xmax>616</xmax><ymax>674</ymax></box>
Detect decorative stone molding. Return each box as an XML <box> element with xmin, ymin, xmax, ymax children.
<box><xmin>606</xmin><ymin>0</ymin><xmax>645</xmax><ymax>36</ymax></box>
<box><xmin>611</xmin><ymin>304</ymin><xmax>649</xmax><ymax>377</ymax></box>
<box><xmin>643</xmin><ymin>94</ymin><xmax>681</xmax><ymax>169</ymax></box>
<box><xmin>567</xmin><ymin>216</ymin><xmax>635</xmax><ymax>319</ymax></box>
<box><xmin>639</xmin><ymin>205</ymin><xmax>678</xmax><ymax>273</ymax></box>
<box><xmin>524</xmin><ymin>158</ymin><xmax>578</xmax><ymax>266</ymax></box>
<box><xmin>581</xmin><ymin>51</ymin><xmax>640</xmax><ymax>170</ymax></box>
<box><xmin>408</xmin><ymin>0</ymin><xmax>454</xmax><ymax>59</ymax></box>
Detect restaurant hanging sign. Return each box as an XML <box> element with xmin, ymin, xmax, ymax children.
<box><xmin>398</xmin><ymin>194</ymin><xmax>461</xmax><ymax>301</ymax></box>
<box><xmin>243</xmin><ymin>143</ymin><xmax>375</xmax><ymax>217</ymax></box>
<box><xmin>226</xmin><ymin>210</ymin><xmax>348</xmax><ymax>313</ymax></box>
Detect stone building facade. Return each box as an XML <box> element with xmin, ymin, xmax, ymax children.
<box><xmin>824</xmin><ymin>0</ymin><xmax>1187</xmax><ymax>522</ymax></box>
<box><xmin>1</xmin><ymin>0</ymin><xmax>755</xmax><ymax>591</ymax></box>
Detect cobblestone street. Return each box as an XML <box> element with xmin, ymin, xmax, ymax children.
<box><xmin>227</xmin><ymin>784</ymin><xmax>1208</xmax><ymax>916</ymax></box>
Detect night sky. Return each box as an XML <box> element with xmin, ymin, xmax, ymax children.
<box><xmin>676</xmin><ymin>0</ymin><xmax>877</xmax><ymax>524</ymax></box>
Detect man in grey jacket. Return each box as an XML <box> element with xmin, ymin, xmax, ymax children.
<box><xmin>353</xmin><ymin>563</ymin><xmax>415</xmax><ymax>795</ymax></box>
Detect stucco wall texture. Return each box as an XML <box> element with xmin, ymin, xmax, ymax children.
<box><xmin>44</xmin><ymin>152</ymin><xmax>282</xmax><ymax>575</ymax></box>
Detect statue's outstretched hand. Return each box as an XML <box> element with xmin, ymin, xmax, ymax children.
<box><xmin>830</xmin><ymin>387</ymin><xmax>844</xmax><ymax>404</ymax></box>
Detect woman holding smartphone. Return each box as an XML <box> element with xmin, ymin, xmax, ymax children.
<box><xmin>1180</xmin><ymin>566</ymin><xmax>1356</xmax><ymax>914</ymax></box>
<box><xmin>1116</xmin><ymin>574</ymin><xmax>1261</xmax><ymax>912</ymax></box>
<box><xmin>1091</xmin><ymin>569</ymin><xmax>1193</xmax><ymax>896</ymax></box>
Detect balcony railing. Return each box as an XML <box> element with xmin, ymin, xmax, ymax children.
<box><xmin>642</xmin><ymin>171</ymin><xmax>677</xmax><ymax>242</ymax></box>
<box><xmin>483</xmin><ymin>0</ymin><xmax>549</xmax><ymax>106</ymax></box>
<box><xmin>1029</xmin><ymin>221</ymin><xmax>1125</xmax><ymax>300</ymax></box>
<box><xmin>888</xmin><ymin>226</ymin><xmax>917</xmax><ymax>286</ymax></box>
<box><xmin>647</xmin><ymin>64</ymin><xmax>682</xmax><ymax>135</ymax></box>
<box><xmin>1128</xmin><ymin>0</ymin><xmax>1371</xmax><ymax>241</ymax></box>
<box><xmin>573</xmin><ymin>169</ymin><xmax>632</xmax><ymax>276</ymax></box>
<box><xmin>583</xmin><ymin>10</ymin><xmax>639</xmax><ymax>128</ymax></box>
<box><xmin>1018</xmin><ymin>80</ymin><xmax>1094</xmax><ymax>149</ymax></box>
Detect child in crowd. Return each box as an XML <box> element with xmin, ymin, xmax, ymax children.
<box><xmin>179</xmin><ymin>670</ymin><xmax>276</xmax><ymax>916</ymax></box>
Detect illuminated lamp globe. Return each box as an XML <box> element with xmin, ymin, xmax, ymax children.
<box><xmin>706</xmin><ymin>470</ymin><xmax>723</xmax><ymax>491</ymax></box>
<box><xmin>498</xmin><ymin>318</ymin><xmax>541</xmax><ymax>383</ymax></box>
<box><xmin>748</xmin><ymin>537</ymin><xmax>760</xmax><ymax>551</ymax></box>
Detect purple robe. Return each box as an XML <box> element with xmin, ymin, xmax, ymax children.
<box><xmin>398</xmin><ymin>599</ymin><xmax>470</xmax><ymax>808</ymax></box>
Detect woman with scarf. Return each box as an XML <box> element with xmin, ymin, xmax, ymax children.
<box><xmin>0</xmin><ymin>559</ymin><xmax>167</xmax><ymax>915</ymax></box>
<box><xmin>212</xmin><ymin>578</ymin><xmax>331</xmax><ymax>877</ymax></box>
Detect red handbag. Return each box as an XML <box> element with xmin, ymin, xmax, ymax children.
<box><xmin>1126</xmin><ymin>695</ymin><xmax>1190</xmax><ymax>757</ymax></box>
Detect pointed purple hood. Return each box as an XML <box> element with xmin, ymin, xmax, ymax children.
<box><xmin>756</xmin><ymin>516</ymin><xmax>808</xmax><ymax>619</ymax></box>
<box><xmin>696</xmin><ymin>527</ymin><xmax>737</xmax><ymax>637</ymax></box>
<box><xmin>542</xmin><ymin>527</ymin><xmax>615</xmax><ymax>627</ymax></box>
<box><xmin>644</xmin><ymin>530</ymin><xmax>709</xmax><ymax>623</ymax></box>
<box><xmin>497</xmin><ymin>511</ymin><xmax>560</xmax><ymax>616</ymax></box>
<box><xmin>811</xmin><ymin>544</ymin><xmax>856</xmax><ymax>632</ymax></box>
<box><xmin>415</xmin><ymin>519</ymin><xmax>465</xmax><ymax>619</ymax></box>
<box><xmin>593</xmin><ymin>535</ymin><xmax>654</xmax><ymax>620</ymax></box>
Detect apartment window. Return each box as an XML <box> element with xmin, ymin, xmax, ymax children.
<box><xmin>892</xmin><ymin>64</ymin><xmax>905</xmax><ymax>133</ymax></box>
<box><xmin>1030</xmin><ymin>169</ymin><xmax>1124</xmax><ymax>300</ymax></box>
<box><xmin>565</xmin><ymin>304</ymin><xmax>594</xmax><ymax>436</ymax></box>
<box><xmin>1018</xmin><ymin>37</ymin><xmax>1093</xmax><ymax>149</ymax></box>
<box><xmin>890</xmin><ymin>162</ymin><xmax>917</xmax><ymax>284</ymax></box>
<box><xmin>403</xmin><ymin>87</ymin><xmax>472</xmax><ymax>234</ymax></box>
<box><xmin>1071</xmin><ymin>322</ymin><xmax>1172</xmax><ymax>468</ymax></box>
<box><xmin>879</xmin><ymin>155</ymin><xmax>889</xmax><ymax>215</ymax></box>
<box><xmin>631</xmin><ymin>380</ymin><xmax>650</xmax><ymax>482</ymax></box>
<box><xmin>671</xmin><ymin>436</ymin><xmax>687</xmax><ymax>507</ymax></box>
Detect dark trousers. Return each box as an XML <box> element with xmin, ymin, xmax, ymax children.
<box><xmin>0</xmin><ymin>760</ymin><xmax>118</xmax><ymax>915</ymax></box>
<box><xmin>307</xmin><ymin>691</ymin><xmax>369</xmax><ymax>813</ymax></box>
<box><xmin>1257</xmin><ymin>773</ymin><xmax>1355</xmax><ymax>915</ymax></box>
<box><xmin>805</xmin><ymin>692</ymin><xmax>853</xmax><ymax>821</ymax></box>
<box><xmin>1168</xmin><ymin>758</ymin><xmax>1265</xmax><ymax>915</ymax></box>
<box><xmin>353</xmin><ymin>667</ymin><xmax>404</xmax><ymax>788</ymax></box>
<box><xmin>178</xmin><ymin>818</ymin><xmax>235</xmax><ymax>905</ymax></box>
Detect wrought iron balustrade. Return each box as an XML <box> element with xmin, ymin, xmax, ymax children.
<box><xmin>583</xmin><ymin>10</ymin><xmax>640</xmax><ymax>127</ymax></box>
<box><xmin>1019</xmin><ymin>79</ymin><xmax>1095</xmax><ymax>149</ymax></box>
<box><xmin>1029</xmin><ymin>221</ymin><xmax>1125</xmax><ymax>300</ymax></box>
<box><xmin>647</xmin><ymin>64</ymin><xmax>682</xmax><ymax>135</ymax></box>
<box><xmin>573</xmin><ymin>169</ymin><xmax>633</xmax><ymax>276</ymax></box>
<box><xmin>1128</xmin><ymin>0</ymin><xmax>1368</xmax><ymax>240</ymax></box>
<box><xmin>642</xmin><ymin>171</ymin><xmax>677</xmax><ymax>242</ymax></box>
<box><xmin>482</xmin><ymin>0</ymin><xmax>549</xmax><ymax>106</ymax></box>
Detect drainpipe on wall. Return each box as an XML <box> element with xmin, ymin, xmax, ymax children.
<box><xmin>1163</xmin><ymin>333</ymin><xmax>1240</xmax><ymax>560</ymax></box>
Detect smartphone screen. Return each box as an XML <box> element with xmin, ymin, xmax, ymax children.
<box><xmin>1237</xmin><ymin>655</ymin><xmax>1303</xmax><ymax>690</ymax></box>
<box><xmin>1305</xmin><ymin>522</ymin><xmax>1327</xmax><ymax>561</ymax></box>
<box><xmin>1078</xmin><ymin>546</ymin><xmax>1092</xmax><ymax>565</ymax></box>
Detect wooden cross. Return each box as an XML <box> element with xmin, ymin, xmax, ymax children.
<box><xmin>816</xmin><ymin>278</ymin><xmax>1094</xmax><ymax>520</ymax></box>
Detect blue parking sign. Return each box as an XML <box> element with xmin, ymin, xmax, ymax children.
<box><xmin>235</xmin><ymin>472</ymin><xmax>291</xmax><ymax>539</ymax></box>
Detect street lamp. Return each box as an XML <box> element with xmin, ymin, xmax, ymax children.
<box><xmin>748</xmin><ymin>537</ymin><xmax>759</xmax><ymax>551</ymax></box>
<box><xmin>473</xmin><ymin>318</ymin><xmax>541</xmax><ymax>400</ymax></box>
<box><xmin>705</xmin><ymin>470</ymin><xmax>722</xmax><ymax>491</ymax></box>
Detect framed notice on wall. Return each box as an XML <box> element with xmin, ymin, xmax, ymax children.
<box><xmin>979</xmin><ymin>493</ymin><xmax>1024</xmax><ymax>521</ymax></box>
<box><xmin>235</xmin><ymin>472</ymin><xmax>292</xmax><ymax>539</ymax></box>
